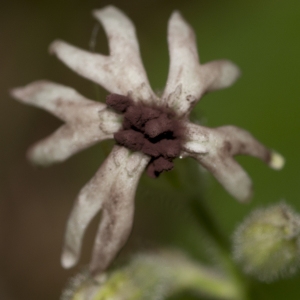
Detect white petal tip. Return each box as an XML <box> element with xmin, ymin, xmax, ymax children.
<box><xmin>92</xmin><ymin>8</ymin><xmax>103</xmax><ymax>19</ymax></box>
<box><xmin>10</xmin><ymin>81</ymin><xmax>52</xmax><ymax>102</ymax></box>
<box><xmin>239</xmin><ymin>193</ymin><xmax>252</xmax><ymax>203</ymax></box>
<box><xmin>92</xmin><ymin>5</ymin><xmax>118</xmax><ymax>18</ymax></box>
<box><xmin>169</xmin><ymin>11</ymin><xmax>189</xmax><ymax>32</ymax></box>
<box><xmin>232</xmin><ymin>177</ymin><xmax>253</xmax><ymax>203</ymax></box>
<box><xmin>61</xmin><ymin>252</ymin><xmax>77</xmax><ymax>269</ymax></box>
<box><xmin>27</xmin><ymin>144</ymin><xmax>64</xmax><ymax>167</ymax></box>
<box><xmin>220</xmin><ymin>61</ymin><xmax>241</xmax><ymax>87</ymax></box>
<box><xmin>270</xmin><ymin>152</ymin><xmax>285</xmax><ymax>170</ymax></box>
<box><xmin>234</xmin><ymin>186</ymin><xmax>253</xmax><ymax>203</ymax></box>
<box><xmin>170</xmin><ymin>10</ymin><xmax>182</xmax><ymax>20</ymax></box>
<box><xmin>27</xmin><ymin>150</ymin><xmax>49</xmax><ymax>167</ymax></box>
<box><xmin>49</xmin><ymin>40</ymin><xmax>63</xmax><ymax>55</ymax></box>
<box><xmin>10</xmin><ymin>87</ymin><xmax>23</xmax><ymax>99</ymax></box>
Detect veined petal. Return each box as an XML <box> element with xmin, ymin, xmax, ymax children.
<box><xmin>199</xmin><ymin>60</ymin><xmax>241</xmax><ymax>93</ymax></box>
<box><xmin>216</xmin><ymin>126</ymin><xmax>285</xmax><ymax>170</ymax></box>
<box><xmin>201</xmin><ymin>155</ymin><xmax>253</xmax><ymax>201</ymax></box>
<box><xmin>11</xmin><ymin>80</ymin><xmax>105</xmax><ymax>123</ymax></box>
<box><xmin>27</xmin><ymin>122</ymin><xmax>112</xmax><ymax>166</ymax></box>
<box><xmin>216</xmin><ymin>126</ymin><xmax>271</xmax><ymax>162</ymax></box>
<box><xmin>163</xmin><ymin>11</ymin><xmax>201</xmax><ymax>115</ymax></box>
<box><xmin>183</xmin><ymin>123</ymin><xmax>284</xmax><ymax>201</ymax></box>
<box><xmin>94</xmin><ymin>6</ymin><xmax>154</xmax><ymax>102</ymax></box>
<box><xmin>11</xmin><ymin>81</ymin><xmax>122</xmax><ymax>165</ymax></box>
<box><xmin>50</xmin><ymin>6</ymin><xmax>156</xmax><ymax>103</ymax></box>
<box><xmin>92</xmin><ymin>6</ymin><xmax>140</xmax><ymax>60</ymax></box>
<box><xmin>61</xmin><ymin>146</ymin><xmax>122</xmax><ymax>269</ymax></box>
<box><xmin>163</xmin><ymin>12</ymin><xmax>240</xmax><ymax>117</ymax></box>
<box><xmin>181</xmin><ymin>122</ymin><xmax>210</xmax><ymax>155</ymax></box>
<box><xmin>90</xmin><ymin>147</ymin><xmax>150</xmax><ymax>274</ymax></box>
<box><xmin>61</xmin><ymin>146</ymin><xmax>149</xmax><ymax>273</ymax></box>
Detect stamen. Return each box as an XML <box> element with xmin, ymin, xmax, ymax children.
<box><xmin>114</xmin><ymin>130</ymin><xmax>144</xmax><ymax>151</ymax></box>
<box><xmin>153</xmin><ymin>157</ymin><xmax>174</xmax><ymax>173</ymax></box>
<box><xmin>106</xmin><ymin>94</ymin><xmax>133</xmax><ymax>113</ymax></box>
<box><xmin>146</xmin><ymin>157</ymin><xmax>174</xmax><ymax>178</ymax></box>
<box><xmin>106</xmin><ymin>94</ymin><xmax>184</xmax><ymax>177</ymax></box>
<box><xmin>157</xmin><ymin>139</ymin><xmax>181</xmax><ymax>158</ymax></box>
<box><xmin>144</xmin><ymin>114</ymin><xmax>173</xmax><ymax>138</ymax></box>
<box><xmin>142</xmin><ymin>140</ymin><xmax>161</xmax><ymax>157</ymax></box>
<box><xmin>124</xmin><ymin>106</ymin><xmax>145</xmax><ymax>130</ymax></box>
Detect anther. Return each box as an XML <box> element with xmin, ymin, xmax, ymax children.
<box><xmin>114</xmin><ymin>130</ymin><xmax>144</xmax><ymax>151</ymax></box>
<box><xmin>144</xmin><ymin>114</ymin><xmax>173</xmax><ymax>138</ymax></box>
<box><xmin>106</xmin><ymin>94</ymin><xmax>133</xmax><ymax>113</ymax></box>
<box><xmin>108</xmin><ymin>93</ymin><xmax>184</xmax><ymax>177</ymax></box>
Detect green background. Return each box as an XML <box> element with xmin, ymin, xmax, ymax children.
<box><xmin>1</xmin><ymin>0</ymin><xmax>300</xmax><ymax>299</ymax></box>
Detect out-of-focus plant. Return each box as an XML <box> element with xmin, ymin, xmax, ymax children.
<box><xmin>61</xmin><ymin>250</ymin><xmax>241</xmax><ymax>300</ymax></box>
<box><xmin>233</xmin><ymin>202</ymin><xmax>300</xmax><ymax>282</ymax></box>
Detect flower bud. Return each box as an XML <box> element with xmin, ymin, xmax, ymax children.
<box><xmin>61</xmin><ymin>250</ymin><xmax>240</xmax><ymax>300</ymax></box>
<box><xmin>233</xmin><ymin>203</ymin><xmax>300</xmax><ymax>282</ymax></box>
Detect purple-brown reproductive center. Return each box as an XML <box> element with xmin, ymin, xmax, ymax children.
<box><xmin>106</xmin><ymin>94</ymin><xmax>184</xmax><ymax>178</ymax></box>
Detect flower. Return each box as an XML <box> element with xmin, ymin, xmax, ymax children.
<box><xmin>11</xmin><ymin>6</ymin><xmax>284</xmax><ymax>275</ymax></box>
<box><xmin>62</xmin><ymin>250</ymin><xmax>240</xmax><ymax>300</ymax></box>
<box><xmin>233</xmin><ymin>203</ymin><xmax>300</xmax><ymax>281</ymax></box>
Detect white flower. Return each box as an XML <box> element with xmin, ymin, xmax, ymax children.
<box><xmin>11</xmin><ymin>6</ymin><xmax>284</xmax><ymax>275</ymax></box>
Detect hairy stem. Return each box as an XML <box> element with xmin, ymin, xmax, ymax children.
<box><xmin>66</xmin><ymin>251</ymin><xmax>241</xmax><ymax>300</ymax></box>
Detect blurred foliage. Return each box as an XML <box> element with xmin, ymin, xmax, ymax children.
<box><xmin>65</xmin><ymin>250</ymin><xmax>240</xmax><ymax>300</ymax></box>
<box><xmin>1</xmin><ymin>0</ymin><xmax>300</xmax><ymax>299</ymax></box>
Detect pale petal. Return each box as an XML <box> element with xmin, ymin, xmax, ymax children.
<box><xmin>61</xmin><ymin>146</ymin><xmax>149</xmax><ymax>272</ymax></box>
<box><xmin>183</xmin><ymin>123</ymin><xmax>283</xmax><ymax>201</ymax></box>
<box><xmin>163</xmin><ymin>12</ymin><xmax>200</xmax><ymax>114</ymax></box>
<box><xmin>11</xmin><ymin>80</ymin><xmax>105</xmax><ymax>122</ymax></box>
<box><xmin>27</xmin><ymin>121</ymin><xmax>113</xmax><ymax>166</ymax></box>
<box><xmin>94</xmin><ymin>6</ymin><xmax>154</xmax><ymax>102</ymax></box>
<box><xmin>163</xmin><ymin>12</ymin><xmax>240</xmax><ymax>116</ymax></box>
<box><xmin>200</xmin><ymin>155</ymin><xmax>253</xmax><ymax>201</ymax></box>
<box><xmin>181</xmin><ymin>123</ymin><xmax>210</xmax><ymax>155</ymax></box>
<box><xmin>200</xmin><ymin>60</ymin><xmax>241</xmax><ymax>93</ymax></box>
<box><xmin>92</xmin><ymin>6</ymin><xmax>139</xmax><ymax>60</ymax></box>
<box><xmin>49</xmin><ymin>6</ymin><xmax>155</xmax><ymax>103</ymax></box>
<box><xmin>269</xmin><ymin>152</ymin><xmax>285</xmax><ymax>170</ymax></box>
<box><xmin>216</xmin><ymin>126</ymin><xmax>272</xmax><ymax>164</ymax></box>
<box><xmin>61</xmin><ymin>146</ymin><xmax>122</xmax><ymax>269</ymax></box>
<box><xmin>90</xmin><ymin>148</ymin><xmax>150</xmax><ymax>274</ymax></box>
<box><xmin>11</xmin><ymin>80</ymin><xmax>122</xmax><ymax>165</ymax></box>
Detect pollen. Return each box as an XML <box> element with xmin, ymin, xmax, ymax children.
<box><xmin>106</xmin><ymin>93</ymin><xmax>184</xmax><ymax>177</ymax></box>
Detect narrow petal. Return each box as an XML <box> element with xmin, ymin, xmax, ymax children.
<box><xmin>182</xmin><ymin>123</ymin><xmax>284</xmax><ymax>201</ymax></box>
<box><xmin>27</xmin><ymin>121</ymin><xmax>114</xmax><ymax>166</ymax></box>
<box><xmin>61</xmin><ymin>146</ymin><xmax>123</xmax><ymax>269</ymax></box>
<box><xmin>181</xmin><ymin>123</ymin><xmax>211</xmax><ymax>155</ymax></box>
<box><xmin>163</xmin><ymin>12</ymin><xmax>240</xmax><ymax>117</ymax></box>
<box><xmin>92</xmin><ymin>6</ymin><xmax>140</xmax><ymax>60</ymax></box>
<box><xmin>11</xmin><ymin>80</ymin><xmax>105</xmax><ymax>122</ymax></box>
<box><xmin>217</xmin><ymin>126</ymin><xmax>285</xmax><ymax>170</ymax></box>
<box><xmin>61</xmin><ymin>146</ymin><xmax>149</xmax><ymax>272</ymax></box>
<box><xmin>199</xmin><ymin>60</ymin><xmax>241</xmax><ymax>93</ymax></box>
<box><xmin>11</xmin><ymin>80</ymin><xmax>122</xmax><ymax>165</ymax></box>
<box><xmin>216</xmin><ymin>126</ymin><xmax>271</xmax><ymax>163</ymax></box>
<box><xmin>201</xmin><ymin>155</ymin><xmax>253</xmax><ymax>201</ymax></box>
<box><xmin>93</xmin><ymin>6</ymin><xmax>156</xmax><ymax>104</ymax></box>
<box><xmin>90</xmin><ymin>148</ymin><xmax>150</xmax><ymax>274</ymax></box>
<box><xmin>163</xmin><ymin>11</ymin><xmax>200</xmax><ymax>115</ymax></box>
<box><xmin>49</xmin><ymin>6</ymin><xmax>155</xmax><ymax>103</ymax></box>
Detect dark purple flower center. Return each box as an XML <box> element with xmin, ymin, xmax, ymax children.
<box><xmin>106</xmin><ymin>94</ymin><xmax>184</xmax><ymax>177</ymax></box>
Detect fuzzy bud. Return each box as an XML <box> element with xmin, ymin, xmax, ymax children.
<box><xmin>61</xmin><ymin>250</ymin><xmax>240</xmax><ymax>300</ymax></box>
<box><xmin>233</xmin><ymin>203</ymin><xmax>300</xmax><ymax>282</ymax></box>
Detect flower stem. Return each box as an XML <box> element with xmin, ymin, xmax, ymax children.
<box><xmin>187</xmin><ymin>193</ymin><xmax>250</xmax><ymax>300</ymax></box>
<box><xmin>66</xmin><ymin>251</ymin><xmax>242</xmax><ymax>300</ymax></box>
